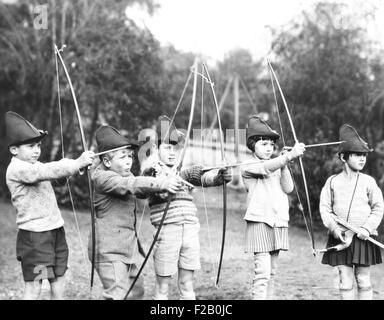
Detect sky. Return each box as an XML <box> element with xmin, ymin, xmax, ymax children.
<box><xmin>126</xmin><ymin>0</ymin><xmax>384</xmax><ymax>62</ymax></box>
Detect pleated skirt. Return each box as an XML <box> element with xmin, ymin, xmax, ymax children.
<box><xmin>321</xmin><ymin>234</ymin><xmax>382</xmax><ymax>266</ymax></box>
<box><xmin>245</xmin><ymin>221</ymin><xmax>289</xmax><ymax>253</ymax></box>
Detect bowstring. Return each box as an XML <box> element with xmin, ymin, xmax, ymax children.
<box><xmin>162</xmin><ymin>70</ymin><xmax>192</xmax><ymax>145</ymax></box>
<box><xmin>54</xmin><ymin>48</ymin><xmax>88</xmax><ymax>272</ymax></box>
<box><xmin>268</xmin><ymin>65</ymin><xmax>314</xmax><ymax>248</ymax></box>
<box><xmin>199</xmin><ymin>63</ymin><xmax>217</xmax><ymax>283</ymax></box>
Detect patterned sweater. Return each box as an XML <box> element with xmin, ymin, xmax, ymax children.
<box><xmin>320</xmin><ymin>172</ymin><xmax>384</xmax><ymax>236</ymax></box>
<box><xmin>145</xmin><ymin>164</ymin><xmax>224</xmax><ymax>226</ymax></box>
<box><xmin>6</xmin><ymin>156</ymin><xmax>81</xmax><ymax>232</ymax></box>
<box><xmin>241</xmin><ymin>154</ymin><xmax>294</xmax><ymax>227</ymax></box>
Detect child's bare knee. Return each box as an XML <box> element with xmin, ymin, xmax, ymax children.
<box><xmin>355</xmin><ymin>267</ymin><xmax>371</xmax><ymax>290</ymax></box>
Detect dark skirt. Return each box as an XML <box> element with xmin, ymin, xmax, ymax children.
<box><xmin>321</xmin><ymin>234</ymin><xmax>382</xmax><ymax>266</ymax></box>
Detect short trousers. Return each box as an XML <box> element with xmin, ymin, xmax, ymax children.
<box><xmin>16</xmin><ymin>227</ymin><xmax>68</xmax><ymax>282</ymax></box>
<box><xmin>96</xmin><ymin>261</ymin><xmax>144</xmax><ymax>300</ymax></box>
<box><xmin>153</xmin><ymin>222</ymin><xmax>200</xmax><ymax>277</ymax></box>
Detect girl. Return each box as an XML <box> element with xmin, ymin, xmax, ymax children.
<box><xmin>241</xmin><ymin>115</ymin><xmax>306</xmax><ymax>300</ymax></box>
<box><xmin>319</xmin><ymin>124</ymin><xmax>383</xmax><ymax>300</ymax></box>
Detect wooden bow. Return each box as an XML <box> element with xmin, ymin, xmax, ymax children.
<box><xmin>54</xmin><ymin>44</ymin><xmax>97</xmax><ymax>288</ymax></box>
<box><xmin>202</xmin><ymin>63</ymin><xmax>228</xmax><ymax>287</ymax></box>
<box><xmin>267</xmin><ymin>58</ymin><xmax>316</xmax><ymax>254</ymax></box>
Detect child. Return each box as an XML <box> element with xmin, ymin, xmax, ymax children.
<box><xmin>89</xmin><ymin>125</ymin><xmax>182</xmax><ymax>300</ymax></box>
<box><xmin>5</xmin><ymin>111</ymin><xmax>95</xmax><ymax>299</ymax></box>
<box><xmin>319</xmin><ymin>124</ymin><xmax>383</xmax><ymax>300</ymax></box>
<box><xmin>140</xmin><ymin>115</ymin><xmax>232</xmax><ymax>300</ymax></box>
<box><xmin>241</xmin><ymin>115</ymin><xmax>306</xmax><ymax>300</ymax></box>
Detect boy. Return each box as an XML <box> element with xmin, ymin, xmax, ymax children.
<box><xmin>5</xmin><ymin>111</ymin><xmax>95</xmax><ymax>299</ymax></box>
<box><xmin>90</xmin><ymin>125</ymin><xmax>182</xmax><ymax>300</ymax></box>
<box><xmin>140</xmin><ymin>115</ymin><xmax>232</xmax><ymax>300</ymax></box>
<box><xmin>320</xmin><ymin>124</ymin><xmax>383</xmax><ymax>300</ymax></box>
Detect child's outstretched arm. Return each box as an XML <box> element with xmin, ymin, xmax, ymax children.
<box><xmin>201</xmin><ymin>167</ymin><xmax>233</xmax><ymax>187</ymax></box>
<box><xmin>7</xmin><ymin>151</ymin><xmax>94</xmax><ymax>184</ymax></box>
<box><xmin>178</xmin><ymin>165</ymin><xmax>232</xmax><ymax>187</ymax></box>
<box><xmin>92</xmin><ymin>168</ymin><xmax>181</xmax><ymax>198</ymax></box>
<box><xmin>242</xmin><ymin>142</ymin><xmax>305</xmax><ymax>178</ymax></box>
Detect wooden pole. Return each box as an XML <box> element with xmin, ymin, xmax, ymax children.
<box><xmin>234</xmin><ymin>75</ymin><xmax>239</xmax><ymax>161</ymax></box>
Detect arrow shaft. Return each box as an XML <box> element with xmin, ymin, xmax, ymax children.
<box><xmin>285</xmin><ymin>141</ymin><xmax>343</xmax><ymax>150</ymax></box>
<box><xmin>94</xmin><ymin>145</ymin><xmax>131</xmax><ymax>157</ymax></box>
<box><xmin>335</xmin><ymin>217</ymin><xmax>384</xmax><ymax>250</ymax></box>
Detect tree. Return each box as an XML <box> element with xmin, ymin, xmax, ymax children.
<box><xmin>0</xmin><ymin>0</ymin><xmax>165</xmax><ymax>204</ymax></box>
<box><xmin>215</xmin><ymin>49</ymin><xmax>265</xmax><ymax>130</ymax></box>
<box><xmin>265</xmin><ymin>1</ymin><xmax>384</xmax><ymax>227</ymax></box>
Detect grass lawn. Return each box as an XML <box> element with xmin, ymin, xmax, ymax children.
<box><xmin>1</xmin><ymin>186</ymin><xmax>384</xmax><ymax>300</ymax></box>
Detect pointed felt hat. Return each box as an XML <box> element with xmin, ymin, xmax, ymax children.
<box><xmin>96</xmin><ymin>125</ymin><xmax>137</xmax><ymax>153</ymax></box>
<box><xmin>246</xmin><ymin>115</ymin><xmax>280</xmax><ymax>141</ymax></box>
<box><xmin>5</xmin><ymin>111</ymin><xmax>48</xmax><ymax>147</ymax></box>
<box><xmin>338</xmin><ymin>124</ymin><xmax>372</xmax><ymax>153</ymax></box>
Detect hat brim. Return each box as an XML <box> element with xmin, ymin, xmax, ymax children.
<box><xmin>338</xmin><ymin>142</ymin><xmax>373</xmax><ymax>154</ymax></box>
<box><xmin>127</xmin><ymin>142</ymin><xmax>139</xmax><ymax>149</ymax></box>
<box><xmin>246</xmin><ymin>130</ymin><xmax>280</xmax><ymax>141</ymax></box>
<box><xmin>338</xmin><ymin>147</ymin><xmax>373</xmax><ymax>154</ymax></box>
<box><xmin>9</xmin><ymin>131</ymin><xmax>48</xmax><ymax>147</ymax></box>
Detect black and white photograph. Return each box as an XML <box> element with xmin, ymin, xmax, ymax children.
<box><xmin>1</xmin><ymin>0</ymin><xmax>384</xmax><ymax>308</ymax></box>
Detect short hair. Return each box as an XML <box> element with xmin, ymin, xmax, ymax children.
<box><xmin>247</xmin><ymin>136</ymin><xmax>278</xmax><ymax>152</ymax></box>
<box><xmin>338</xmin><ymin>151</ymin><xmax>367</xmax><ymax>161</ymax></box>
<box><xmin>338</xmin><ymin>152</ymin><xmax>350</xmax><ymax>161</ymax></box>
<box><xmin>100</xmin><ymin>151</ymin><xmax>117</xmax><ymax>162</ymax></box>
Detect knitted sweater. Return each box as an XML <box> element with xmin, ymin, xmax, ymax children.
<box><xmin>319</xmin><ymin>172</ymin><xmax>384</xmax><ymax>236</ymax></box>
<box><xmin>6</xmin><ymin>156</ymin><xmax>81</xmax><ymax>232</ymax></box>
<box><xmin>241</xmin><ymin>154</ymin><xmax>294</xmax><ymax>227</ymax></box>
<box><xmin>146</xmin><ymin>164</ymin><xmax>224</xmax><ymax>226</ymax></box>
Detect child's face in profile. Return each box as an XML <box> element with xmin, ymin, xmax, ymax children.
<box><xmin>158</xmin><ymin>143</ymin><xmax>180</xmax><ymax>166</ymax></box>
<box><xmin>103</xmin><ymin>148</ymin><xmax>134</xmax><ymax>177</ymax></box>
<box><xmin>10</xmin><ymin>141</ymin><xmax>41</xmax><ymax>164</ymax></box>
<box><xmin>345</xmin><ymin>152</ymin><xmax>367</xmax><ymax>172</ymax></box>
<box><xmin>254</xmin><ymin>139</ymin><xmax>275</xmax><ymax>160</ymax></box>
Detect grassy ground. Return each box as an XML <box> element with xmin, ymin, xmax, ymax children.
<box><xmin>1</xmin><ymin>186</ymin><xmax>384</xmax><ymax>300</ymax></box>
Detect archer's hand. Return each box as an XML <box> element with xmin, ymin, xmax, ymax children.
<box><xmin>280</xmin><ymin>147</ymin><xmax>288</xmax><ymax>156</ymax></box>
<box><xmin>77</xmin><ymin>151</ymin><xmax>95</xmax><ymax>168</ymax></box>
<box><xmin>287</xmin><ymin>142</ymin><xmax>306</xmax><ymax>160</ymax></box>
<box><xmin>218</xmin><ymin>167</ymin><xmax>233</xmax><ymax>183</ymax></box>
<box><xmin>332</xmin><ymin>227</ymin><xmax>346</xmax><ymax>243</ymax></box>
<box><xmin>158</xmin><ymin>176</ymin><xmax>182</xmax><ymax>194</ymax></box>
<box><xmin>357</xmin><ymin>227</ymin><xmax>370</xmax><ymax>240</ymax></box>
